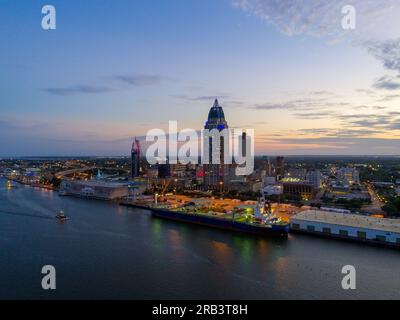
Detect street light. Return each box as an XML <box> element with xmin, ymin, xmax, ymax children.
<box><xmin>174</xmin><ymin>178</ymin><xmax>178</xmax><ymax>195</ymax></box>
<box><xmin>155</xmin><ymin>193</ymin><xmax>159</xmax><ymax>205</ymax></box>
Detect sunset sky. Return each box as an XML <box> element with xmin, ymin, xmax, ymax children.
<box><xmin>1</xmin><ymin>0</ymin><xmax>400</xmax><ymax>156</ymax></box>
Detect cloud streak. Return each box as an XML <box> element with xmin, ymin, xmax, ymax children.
<box><xmin>114</xmin><ymin>74</ymin><xmax>166</xmax><ymax>86</ymax></box>
<box><xmin>233</xmin><ymin>0</ymin><xmax>400</xmax><ymax>91</ymax></box>
<box><xmin>258</xmin><ymin>136</ymin><xmax>400</xmax><ymax>155</ymax></box>
<box><xmin>373</xmin><ymin>75</ymin><xmax>400</xmax><ymax>91</ymax></box>
<box><xmin>43</xmin><ymin>85</ymin><xmax>114</xmax><ymax>96</ymax></box>
<box><xmin>232</xmin><ymin>0</ymin><xmax>400</xmax><ymax>39</ymax></box>
<box><xmin>43</xmin><ymin>73</ymin><xmax>168</xmax><ymax>96</ymax></box>
<box><xmin>365</xmin><ymin>39</ymin><xmax>400</xmax><ymax>74</ymax></box>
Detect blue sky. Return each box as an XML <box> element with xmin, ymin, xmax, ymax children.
<box><xmin>1</xmin><ymin>0</ymin><xmax>400</xmax><ymax>156</ymax></box>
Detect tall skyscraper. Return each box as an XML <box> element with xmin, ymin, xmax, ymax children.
<box><xmin>203</xmin><ymin>99</ymin><xmax>229</xmax><ymax>190</ymax></box>
<box><xmin>131</xmin><ymin>137</ymin><xmax>141</xmax><ymax>179</ymax></box>
<box><xmin>261</xmin><ymin>156</ymin><xmax>272</xmax><ymax>176</ymax></box>
<box><xmin>275</xmin><ymin>156</ymin><xmax>285</xmax><ymax>180</ymax></box>
<box><xmin>158</xmin><ymin>164</ymin><xmax>171</xmax><ymax>179</ymax></box>
<box><xmin>241</xmin><ymin>131</ymin><xmax>247</xmax><ymax>157</ymax></box>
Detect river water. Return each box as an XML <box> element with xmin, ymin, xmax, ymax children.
<box><xmin>0</xmin><ymin>178</ymin><xmax>399</xmax><ymax>299</ymax></box>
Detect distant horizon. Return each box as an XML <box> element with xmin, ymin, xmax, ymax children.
<box><xmin>2</xmin><ymin>154</ymin><xmax>400</xmax><ymax>159</ymax></box>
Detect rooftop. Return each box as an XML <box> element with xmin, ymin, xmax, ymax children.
<box><xmin>204</xmin><ymin>99</ymin><xmax>228</xmax><ymax>130</ymax></box>
<box><xmin>293</xmin><ymin>210</ymin><xmax>400</xmax><ymax>233</ymax></box>
<box><xmin>69</xmin><ymin>180</ymin><xmax>129</xmax><ymax>188</ymax></box>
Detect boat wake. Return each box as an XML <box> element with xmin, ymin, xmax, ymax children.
<box><xmin>3</xmin><ymin>188</ymin><xmax>56</xmax><ymax>218</ymax></box>
<box><xmin>0</xmin><ymin>209</ymin><xmax>54</xmax><ymax>220</ymax></box>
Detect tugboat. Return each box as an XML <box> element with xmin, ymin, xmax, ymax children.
<box><xmin>56</xmin><ymin>210</ymin><xmax>69</xmax><ymax>222</ymax></box>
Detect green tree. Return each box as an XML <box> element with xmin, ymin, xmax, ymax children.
<box><xmin>382</xmin><ymin>203</ymin><xmax>399</xmax><ymax>217</ymax></box>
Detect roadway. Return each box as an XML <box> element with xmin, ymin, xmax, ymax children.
<box><xmin>362</xmin><ymin>183</ymin><xmax>385</xmax><ymax>214</ymax></box>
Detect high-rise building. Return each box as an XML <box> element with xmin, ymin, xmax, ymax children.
<box><xmin>131</xmin><ymin>137</ymin><xmax>141</xmax><ymax>179</ymax></box>
<box><xmin>306</xmin><ymin>169</ymin><xmax>322</xmax><ymax>189</ymax></box>
<box><xmin>337</xmin><ymin>167</ymin><xmax>360</xmax><ymax>185</ymax></box>
<box><xmin>241</xmin><ymin>131</ymin><xmax>247</xmax><ymax>157</ymax></box>
<box><xmin>203</xmin><ymin>99</ymin><xmax>229</xmax><ymax>189</ymax></box>
<box><xmin>260</xmin><ymin>156</ymin><xmax>272</xmax><ymax>176</ymax></box>
<box><xmin>158</xmin><ymin>164</ymin><xmax>171</xmax><ymax>179</ymax></box>
<box><xmin>275</xmin><ymin>156</ymin><xmax>285</xmax><ymax>180</ymax></box>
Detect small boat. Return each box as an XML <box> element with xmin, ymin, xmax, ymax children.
<box><xmin>56</xmin><ymin>210</ymin><xmax>69</xmax><ymax>221</ymax></box>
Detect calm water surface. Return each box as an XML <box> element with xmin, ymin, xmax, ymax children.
<box><xmin>0</xmin><ymin>178</ymin><xmax>399</xmax><ymax>299</ymax></box>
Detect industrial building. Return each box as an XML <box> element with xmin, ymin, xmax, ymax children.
<box><xmin>291</xmin><ymin>210</ymin><xmax>400</xmax><ymax>247</ymax></box>
<box><xmin>281</xmin><ymin>180</ymin><xmax>315</xmax><ymax>200</ymax></box>
<box><xmin>60</xmin><ymin>180</ymin><xmax>129</xmax><ymax>200</ymax></box>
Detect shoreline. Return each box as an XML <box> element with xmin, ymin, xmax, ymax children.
<box><xmin>120</xmin><ymin>201</ymin><xmax>399</xmax><ymax>249</ymax></box>
<box><xmin>2</xmin><ymin>177</ymin><xmax>56</xmax><ymax>191</ymax></box>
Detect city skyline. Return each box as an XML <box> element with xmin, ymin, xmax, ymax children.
<box><xmin>1</xmin><ymin>0</ymin><xmax>400</xmax><ymax>156</ymax></box>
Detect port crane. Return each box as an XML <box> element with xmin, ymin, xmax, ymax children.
<box><xmin>160</xmin><ymin>179</ymin><xmax>172</xmax><ymax>196</ymax></box>
<box><xmin>260</xmin><ymin>185</ymin><xmax>283</xmax><ymax>215</ymax></box>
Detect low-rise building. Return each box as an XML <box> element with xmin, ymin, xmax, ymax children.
<box><xmin>60</xmin><ymin>180</ymin><xmax>129</xmax><ymax>200</ymax></box>
<box><xmin>281</xmin><ymin>180</ymin><xmax>315</xmax><ymax>201</ymax></box>
<box><xmin>337</xmin><ymin>167</ymin><xmax>360</xmax><ymax>185</ymax></box>
<box><xmin>291</xmin><ymin>210</ymin><xmax>400</xmax><ymax>247</ymax></box>
<box><xmin>286</xmin><ymin>168</ymin><xmax>307</xmax><ymax>180</ymax></box>
<box><xmin>306</xmin><ymin>169</ymin><xmax>322</xmax><ymax>189</ymax></box>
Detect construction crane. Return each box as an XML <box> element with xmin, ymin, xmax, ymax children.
<box><xmin>155</xmin><ymin>178</ymin><xmax>173</xmax><ymax>203</ymax></box>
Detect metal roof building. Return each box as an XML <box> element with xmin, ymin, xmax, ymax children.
<box><xmin>291</xmin><ymin>210</ymin><xmax>400</xmax><ymax>247</ymax></box>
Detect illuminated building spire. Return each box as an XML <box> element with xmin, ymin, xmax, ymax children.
<box><xmin>204</xmin><ymin>99</ymin><xmax>228</xmax><ymax>131</ymax></box>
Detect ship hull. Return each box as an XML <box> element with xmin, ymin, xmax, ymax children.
<box><xmin>151</xmin><ymin>207</ymin><xmax>289</xmax><ymax>237</ymax></box>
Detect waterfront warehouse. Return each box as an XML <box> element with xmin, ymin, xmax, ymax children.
<box><xmin>60</xmin><ymin>180</ymin><xmax>129</xmax><ymax>200</ymax></box>
<box><xmin>291</xmin><ymin>210</ymin><xmax>400</xmax><ymax>247</ymax></box>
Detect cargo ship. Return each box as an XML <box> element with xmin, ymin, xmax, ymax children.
<box><xmin>148</xmin><ymin>198</ymin><xmax>289</xmax><ymax>237</ymax></box>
